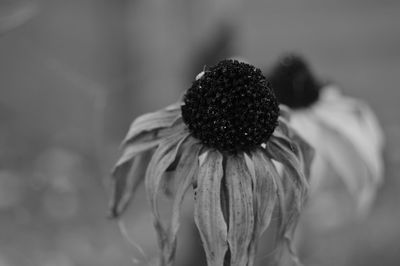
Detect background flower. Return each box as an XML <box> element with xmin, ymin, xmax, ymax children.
<box><xmin>266</xmin><ymin>54</ymin><xmax>385</xmax><ymax>230</ymax></box>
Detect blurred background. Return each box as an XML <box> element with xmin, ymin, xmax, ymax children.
<box><xmin>1</xmin><ymin>0</ymin><xmax>400</xmax><ymax>265</ymax></box>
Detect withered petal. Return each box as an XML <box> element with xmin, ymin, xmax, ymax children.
<box><xmin>266</xmin><ymin>136</ymin><xmax>309</xmax><ymax>198</ymax></box>
<box><xmin>123</xmin><ymin>103</ymin><xmax>181</xmax><ymax>145</ymax></box>
<box><xmin>163</xmin><ymin>140</ymin><xmax>201</xmax><ymax>265</ymax></box>
<box><xmin>247</xmin><ymin>151</ymin><xmax>278</xmax><ymax>266</ymax></box>
<box><xmin>313</xmin><ymin>117</ymin><xmax>377</xmax><ymax>213</ymax></box>
<box><xmin>144</xmin><ymin>129</ymin><xmax>189</xmax><ymax>265</ymax></box>
<box><xmin>194</xmin><ymin>151</ymin><xmax>228</xmax><ymax>266</ymax></box>
<box><xmin>109</xmin><ymin>148</ymin><xmax>153</xmax><ymax>218</ymax></box>
<box><xmin>225</xmin><ymin>155</ymin><xmax>255</xmax><ymax>266</ymax></box>
<box><xmin>279</xmin><ymin>104</ymin><xmax>291</xmax><ymax>121</ymax></box>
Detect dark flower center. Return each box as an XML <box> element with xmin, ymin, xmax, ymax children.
<box><xmin>267</xmin><ymin>54</ymin><xmax>321</xmax><ymax>109</ymax></box>
<box><xmin>181</xmin><ymin>59</ymin><xmax>279</xmax><ymax>153</ymax></box>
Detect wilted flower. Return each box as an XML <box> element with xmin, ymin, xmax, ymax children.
<box><xmin>110</xmin><ymin>60</ymin><xmax>314</xmax><ymax>266</ymax></box>
<box><xmin>267</xmin><ymin>54</ymin><xmax>384</xmax><ymax>227</ymax></box>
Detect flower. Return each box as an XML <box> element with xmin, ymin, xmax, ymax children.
<box><xmin>109</xmin><ymin>60</ymin><xmax>314</xmax><ymax>266</ymax></box>
<box><xmin>267</xmin><ymin>54</ymin><xmax>384</xmax><ymax>228</ymax></box>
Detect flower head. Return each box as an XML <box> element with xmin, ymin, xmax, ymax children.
<box><xmin>109</xmin><ymin>60</ymin><xmax>314</xmax><ymax>266</ymax></box>
<box><xmin>266</xmin><ymin>54</ymin><xmax>384</xmax><ymax>229</ymax></box>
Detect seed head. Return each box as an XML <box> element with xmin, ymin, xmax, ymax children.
<box><xmin>181</xmin><ymin>60</ymin><xmax>279</xmax><ymax>153</ymax></box>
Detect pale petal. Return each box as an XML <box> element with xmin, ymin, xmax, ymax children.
<box><xmin>288</xmin><ymin>88</ymin><xmax>383</xmax><ymax>215</ymax></box>
<box><xmin>113</xmin><ymin>133</ymin><xmax>162</xmax><ymax>173</ymax></box>
<box><xmin>109</xmin><ymin>149</ymin><xmax>153</xmax><ymax>217</ymax></box>
<box><xmin>291</xmin><ymin>132</ymin><xmax>315</xmax><ymax>179</ymax></box>
<box><xmin>110</xmin><ymin>130</ymin><xmax>162</xmax><ymax>218</ymax></box>
<box><xmin>273</xmin><ymin>121</ymin><xmax>315</xmax><ymax>181</ymax></box>
<box><xmin>194</xmin><ymin>151</ymin><xmax>228</xmax><ymax>266</ymax></box>
<box><xmin>123</xmin><ymin>103</ymin><xmax>181</xmax><ymax>144</ymax></box>
<box><xmin>265</xmin><ymin>138</ymin><xmax>309</xmax><ymax>263</ymax></box>
<box><xmin>144</xmin><ymin>129</ymin><xmax>189</xmax><ymax>265</ymax></box>
<box><xmin>251</xmin><ymin>151</ymin><xmax>278</xmax><ymax>234</ymax></box>
<box><xmin>289</xmin><ymin>112</ymin><xmax>326</xmax><ymax>189</ymax></box>
<box><xmin>266</xmin><ymin>137</ymin><xmax>309</xmax><ymax>198</ymax></box>
<box><xmin>315</xmin><ymin>86</ymin><xmax>384</xmax><ymax>183</ymax></box>
<box><xmin>247</xmin><ymin>151</ymin><xmax>278</xmax><ymax>266</ymax></box>
<box><xmin>275</xmin><ymin>169</ymin><xmax>304</xmax><ymax>266</ymax></box>
<box><xmin>225</xmin><ymin>155</ymin><xmax>255</xmax><ymax>266</ymax></box>
<box><xmin>279</xmin><ymin>104</ymin><xmax>291</xmax><ymax>121</ymax></box>
<box><xmin>163</xmin><ymin>140</ymin><xmax>201</xmax><ymax>265</ymax></box>
<box><xmin>312</xmin><ymin>118</ymin><xmax>376</xmax><ymax>214</ymax></box>
<box><xmin>274</xmin><ymin>118</ymin><xmax>315</xmax><ymax>176</ymax></box>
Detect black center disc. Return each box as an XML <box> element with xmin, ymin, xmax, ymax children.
<box><xmin>181</xmin><ymin>59</ymin><xmax>279</xmax><ymax>153</ymax></box>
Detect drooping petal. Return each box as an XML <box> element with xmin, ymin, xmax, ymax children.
<box><xmin>256</xmin><ymin>151</ymin><xmax>287</xmax><ymax>244</ymax></box>
<box><xmin>268</xmin><ymin>168</ymin><xmax>304</xmax><ymax>266</ymax></box>
<box><xmin>266</xmin><ymin>136</ymin><xmax>309</xmax><ymax>199</ymax></box>
<box><xmin>110</xmin><ymin>131</ymin><xmax>161</xmax><ymax>218</ymax></box>
<box><xmin>109</xmin><ymin>148</ymin><xmax>153</xmax><ymax>217</ymax></box>
<box><xmin>273</xmin><ymin>118</ymin><xmax>315</xmax><ymax>182</ymax></box>
<box><xmin>225</xmin><ymin>155</ymin><xmax>255</xmax><ymax>266</ymax></box>
<box><xmin>266</xmin><ymin>136</ymin><xmax>310</xmax><ymax>265</ymax></box>
<box><xmin>194</xmin><ymin>151</ymin><xmax>228</xmax><ymax>266</ymax></box>
<box><xmin>279</xmin><ymin>104</ymin><xmax>291</xmax><ymax>121</ymax></box>
<box><xmin>312</xmin><ymin>117</ymin><xmax>376</xmax><ymax>213</ymax></box>
<box><xmin>247</xmin><ymin>150</ymin><xmax>278</xmax><ymax>266</ymax></box>
<box><xmin>113</xmin><ymin>133</ymin><xmax>161</xmax><ymax>178</ymax></box>
<box><xmin>144</xmin><ymin>127</ymin><xmax>189</xmax><ymax>265</ymax></box>
<box><xmin>251</xmin><ymin>151</ymin><xmax>278</xmax><ymax>234</ymax></box>
<box><xmin>290</xmin><ymin>132</ymin><xmax>315</xmax><ymax>180</ymax></box>
<box><xmin>163</xmin><ymin>139</ymin><xmax>201</xmax><ymax>265</ymax></box>
<box><xmin>313</xmin><ymin>86</ymin><xmax>384</xmax><ymax>184</ymax></box>
<box><xmin>123</xmin><ymin>102</ymin><xmax>181</xmax><ymax>144</ymax></box>
<box><xmin>110</xmin><ymin>123</ymin><xmax>187</xmax><ymax>218</ymax></box>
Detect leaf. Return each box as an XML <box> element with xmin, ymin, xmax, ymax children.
<box><xmin>109</xmin><ymin>149</ymin><xmax>153</xmax><ymax>217</ymax></box>
<box><xmin>163</xmin><ymin>140</ymin><xmax>201</xmax><ymax>265</ymax></box>
<box><xmin>247</xmin><ymin>151</ymin><xmax>278</xmax><ymax>266</ymax></box>
<box><xmin>123</xmin><ymin>103</ymin><xmax>181</xmax><ymax>144</ymax></box>
<box><xmin>225</xmin><ymin>155</ymin><xmax>255</xmax><ymax>266</ymax></box>
<box><xmin>194</xmin><ymin>151</ymin><xmax>228</xmax><ymax>266</ymax></box>
<box><xmin>144</xmin><ymin>129</ymin><xmax>189</xmax><ymax>265</ymax></box>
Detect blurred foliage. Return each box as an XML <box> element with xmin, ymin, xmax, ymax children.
<box><xmin>0</xmin><ymin>0</ymin><xmax>400</xmax><ymax>265</ymax></box>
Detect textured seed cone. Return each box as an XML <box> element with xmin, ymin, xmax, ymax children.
<box><xmin>181</xmin><ymin>59</ymin><xmax>279</xmax><ymax>153</ymax></box>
